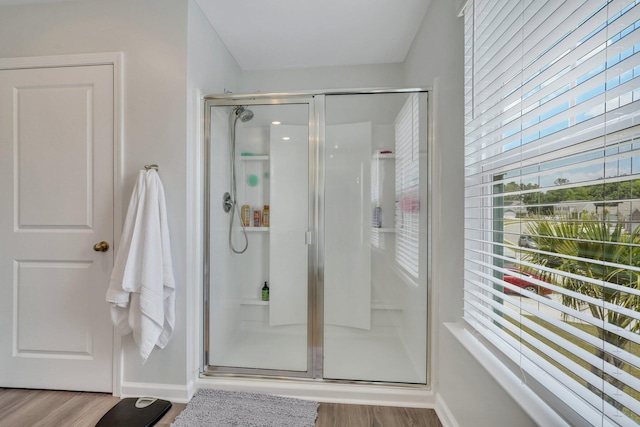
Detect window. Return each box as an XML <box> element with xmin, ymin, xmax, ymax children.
<box><xmin>395</xmin><ymin>93</ymin><xmax>420</xmax><ymax>279</ymax></box>
<box><xmin>463</xmin><ymin>1</ymin><xmax>640</xmax><ymax>425</ymax></box>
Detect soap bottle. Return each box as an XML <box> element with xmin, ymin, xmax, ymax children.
<box><xmin>261</xmin><ymin>281</ymin><xmax>269</xmax><ymax>301</ymax></box>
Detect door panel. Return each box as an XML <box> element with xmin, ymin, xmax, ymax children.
<box><xmin>17</xmin><ymin>84</ymin><xmax>95</xmax><ymax>228</ymax></box>
<box><xmin>0</xmin><ymin>65</ymin><xmax>114</xmax><ymax>392</ymax></box>
<box><xmin>206</xmin><ymin>102</ymin><xmax>311</xmax><ymax>375</ymax></box>
<box><xmin>16</xmin><ymin>261</ymin><xmax>94</xmax><ymax>356</ymax></box>
<box><xmin>323</xmin><ymin>92</ymin><xmax>428</xmax><ymax>384</ymax></box>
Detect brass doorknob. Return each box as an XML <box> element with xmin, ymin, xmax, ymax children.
<box><xmin>93</xmin><ymin>241</ymin><xmax>110</xmax><ymax>252</ymax></box>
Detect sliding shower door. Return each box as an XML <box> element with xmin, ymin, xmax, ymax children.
<box><xmin>205</xmin><ymin>99</ymin><xmax>315</xmax><ymax>376</ymax></box>
<box><xmin>204</xmin><ymin>90</ymin><xmax>429</xmax><ymax>384</ymax></box>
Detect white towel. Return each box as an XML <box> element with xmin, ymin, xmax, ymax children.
<box><xmin>106</xmin><ymin>169</ymin><xmax>175</xmax><ymax>363</ymax></box>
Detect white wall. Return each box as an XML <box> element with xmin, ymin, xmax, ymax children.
<box><xmin>403</xmin><ymin>0</ymin><xmax>537</xmax><ymax>425</ymax></box>
<box><xmin>241</xmin><ymin>62</ymin><xmax>405</xmax><ymax>93</ymax></box>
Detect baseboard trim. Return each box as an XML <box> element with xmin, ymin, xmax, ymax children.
<box><xmin>119</xmin><ymin>377</ymin><xmax>434</xmax><ymax>408</ymax></box>
<box><xmin>195</xmin><ymin>377</ymin><xmax>435</xmax><ymax>408</ymax></box>
<box><xmin>120</xmin><ymin>381</ymin><xmax>193</xmax><ymax>404</ymax></box>
<box><xmin>435</xmin><ymin>392</ymin><xmax>459</xmax><ymax>427</ymax></box>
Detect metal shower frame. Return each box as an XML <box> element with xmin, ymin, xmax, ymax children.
<box><xmin>202</xmin><ymin>88</ymin><xmax>433</xmax><ymax>388</ymax></box>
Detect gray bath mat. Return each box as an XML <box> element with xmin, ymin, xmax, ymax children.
<box><xmin>171</xmin><ymin>389</ymin><xmax>318</xmax><ymax>427</ymax></box>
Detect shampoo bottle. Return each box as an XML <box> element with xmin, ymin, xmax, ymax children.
<box><xmin>241</xmin><ymin>205</ymin><xmax>251</xmax><ymax>227</ymax></box>
<box><xmin>261</xmin><ymin>281</ymin><xmax>269</xmax><ymax>301</ymax></box>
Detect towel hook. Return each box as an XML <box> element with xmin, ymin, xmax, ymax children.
<box><xmin>144</xmin><ymin>164</ymin><xmax>159</xmax><ymax>171</ymax></box>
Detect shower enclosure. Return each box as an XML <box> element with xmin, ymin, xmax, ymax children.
<box><xmin>203</xmin><ymin>90</ymin><xmax>430</xmax><ymax>385</ymax></box>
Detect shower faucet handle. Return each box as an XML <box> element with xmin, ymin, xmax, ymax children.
<box><xmin>223</xmin><ymin>192</ymin><xmax>233</xmax><ymax>213</ymax></box>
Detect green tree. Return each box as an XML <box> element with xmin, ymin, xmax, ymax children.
<box><xmin>522</xmin><ymin>217</ymin><xmax>640</xmax><ymax>413</ymax></box>
<box><xmin>503</xmin><ymin>181</ymin><xmax>522</xmax><ymax>202</ymax></box>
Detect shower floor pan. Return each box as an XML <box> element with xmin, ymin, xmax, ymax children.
<box><xmin>209</xmin><ymin>325</ymin><xmax>424</xmax><ymax>384</ymax></box>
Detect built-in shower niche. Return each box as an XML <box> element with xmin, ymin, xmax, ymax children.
<box><xmin>237</xmin><ymin>153</ymin><xmax>270</xmax><ymax>305</ymax></box>
<box><xmin>228</xmin><ymin>122</ymin><xmax>270</xmax><ymax>310</ymax></box>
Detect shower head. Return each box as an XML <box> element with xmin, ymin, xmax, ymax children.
<box><xmin>235</xmin><ymin>106</ymin><xmax>254</xmax><ymax>122</ymax></box>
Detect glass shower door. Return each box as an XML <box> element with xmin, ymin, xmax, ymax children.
<box><xmin>205</xmin><ymin>101</ymin><xmax>313</xmax><ymax>375</ymax></box>
<box><xmin>322</xmin><ymin>92</ymin><xmax>428</xmax><ymax>384</ymax></box>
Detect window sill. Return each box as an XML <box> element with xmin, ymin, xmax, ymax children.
<box><xmin>443</xmin><ymin>322</ymin><xmax>570</xmax><ymax>427</ymax></box>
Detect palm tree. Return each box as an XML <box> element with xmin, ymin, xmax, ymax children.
<box><xmin>521</xmin><ymin>216</ymin><xmax>640</xmax><ymax>412</ymax></box>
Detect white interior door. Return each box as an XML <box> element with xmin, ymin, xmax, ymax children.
<box><xmin>0</xmin><ymin>65</ymin><xmax>114</xmax><ymax>392</ymax></box>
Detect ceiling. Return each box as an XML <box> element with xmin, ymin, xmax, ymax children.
<box><xmin>0</xmin><ymin>0</ymin><xmax>432</xmax><ymax>71</ymax></box>
<box><xmin>194</xmin><ymin>0</ymin><xmax>432</xmax><ymax>70</ymax></box>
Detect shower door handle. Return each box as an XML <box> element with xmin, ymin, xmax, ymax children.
<box><xmin>305</xmin><ymin>231</ymin><xmax>313</xmax><ymax>245</ymax></box>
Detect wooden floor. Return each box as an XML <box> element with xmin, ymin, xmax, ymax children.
<box><xmin>317</xmin><ymin>402</ymin><xmax>442</xmax><ymax>427</ymax></box>
<box><xmin>0</xmin><ymin>388</ymin><xmax>442</xmax><ymax>427</ymax></box>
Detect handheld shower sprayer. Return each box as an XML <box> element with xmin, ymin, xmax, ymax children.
<box><xmin>226</xmin><ymin>105</ymin><xmax>254</xmax><ymax>254</ymax></box>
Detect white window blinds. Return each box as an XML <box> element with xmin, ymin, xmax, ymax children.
<box><xmin>396</xmin><ymin>93</ymin><xmax>420</xmax><ymax>279</ymax></box>
<box><xmin>463</xmin><ymin>1</ymin><xmax>640</xmax><ymax>425</ymax></box>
